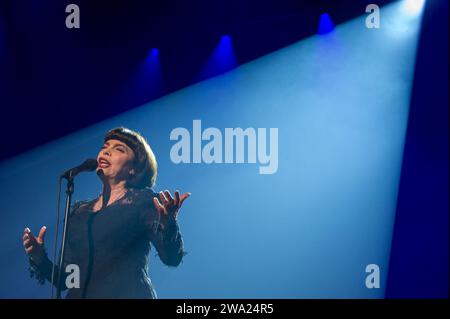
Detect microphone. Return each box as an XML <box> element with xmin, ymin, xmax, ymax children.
<box><xmin>60</xmin><ymin>158</ymin><xmax>98</xmax><ymax>179</ymax></box>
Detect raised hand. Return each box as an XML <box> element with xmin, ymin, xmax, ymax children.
<box><xmin>23</xmin><ymin>226</ymin><xmax>47</xmax><ymax>264</ymax></box>
<box><xmin>153</xmin><ymin>190</ymin><xmax>190</xmax><ymax>222</ymax></box>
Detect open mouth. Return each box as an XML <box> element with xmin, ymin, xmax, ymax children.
<box><xmin>98</xmin><ymin>157</ymin><xmax>111</xmax><ymax>169</ymax></box>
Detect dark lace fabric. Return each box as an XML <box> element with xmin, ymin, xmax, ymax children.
<box><xmin>28</xmin><ymin>187</ymin><xmax>187</xmax><ymax>299</ymax></box>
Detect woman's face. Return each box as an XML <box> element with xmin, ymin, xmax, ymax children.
<box><xmin>96</xmin><ymin>139</ymin><xmax>135</xmax><ymax>184</ymax></box>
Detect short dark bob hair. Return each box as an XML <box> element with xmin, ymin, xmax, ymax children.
<box><xmin>104</xmin><ymin>127</ymin><xmax>157</xmax><ymax>189</ymax></box>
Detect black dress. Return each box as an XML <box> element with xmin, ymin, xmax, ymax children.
<box><xmin>29</xmin><ymin>187</ymin><xmax>186</xmax><ymax>299</ymax></box>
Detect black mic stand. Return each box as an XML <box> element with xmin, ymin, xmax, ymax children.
<box><xmin>56</xmin><ymin>173</ymin><xmax>74</xmax><ymax>299</ymax></box>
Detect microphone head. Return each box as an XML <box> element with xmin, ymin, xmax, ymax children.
<box><xmin>82</xmin><ymin>158</ymin><xmax>99</xmax><ymax>172</ymax></box>
<box><xmin>61</xmin><ymin>158</ymin><xmax>99</xmax><ymax>179</ymax></box>
<box><xmin>96</xmin><ymin>168</ymin><xmax>105</xmax><ymax>177</ymax></box>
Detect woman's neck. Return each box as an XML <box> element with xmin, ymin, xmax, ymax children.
<box><xmin>99</xmin><ymin>180</ymin><xmax>128</xmax><ymax>209</ymax></box>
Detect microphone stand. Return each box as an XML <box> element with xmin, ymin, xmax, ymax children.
<box><xmin>56</xmin><ymin>173</ymin><xmax>74</xmax><ymax>299</ymax></box>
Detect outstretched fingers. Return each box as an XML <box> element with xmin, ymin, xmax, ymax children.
<box><xmin>179</xmin><ymin>192</ymin><xmax>191</xmax><ymax>207</ymax></box>
<box><xmin>153</xmin><ymin>190</ymin><xmax>191</xmax><ymax>218</ymax></box>
<box><xmin>23</xmin><ymin>227</ymin><xmax>35</xmax><ymax>252</ymax></box>
<box><xmin>153</xmin><ymin>196</ymin><xmax>167</xmax><ymax>216</ymax></box>
<box><xmin>174</xmin><ymin>190</ymin><xmax>181</xmax><ymax>207</ymax></box>
<box><xmin>159</xmin><ymin>191</ymin><xmax>169</xmax><ymax>206</ymax></box>
<box><xmin>37</xmin><ymin>226</ymin><xmax>46</xmax><ymax>243</ymax></box>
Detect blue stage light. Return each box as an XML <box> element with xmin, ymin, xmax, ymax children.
<box><xmin>318</xmin><ymin>13</ymin><xmax>335</xmax><ymax>35</ymax></box>
<box><xmin>149</xmin><ymin>47</ymin><xmax>159</xmax><ymax>58</ymax></box>
<box><xmin>195</xmin><ymin>35</ymin><xmax>237</xmax><ymax>82</ymax></box>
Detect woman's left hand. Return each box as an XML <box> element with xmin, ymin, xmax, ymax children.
<box><xmin>153</xmin><ymin>190</ymin><xmax>190</xmax><ymax>222</ymax></box>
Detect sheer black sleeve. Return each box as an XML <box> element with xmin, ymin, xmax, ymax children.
<box><xmin>28</xmin><ymin>252</ymin><xmax>69</xmax><ymax>291</ymax></box>
<box><xmin>137</xmin><ymin>188</ymin><xmax>187</xmax><ymax>267</ymax></box>
<box><xmin>28</xmin><ymin>200</ymin><xmax>85</xmax><ymax>290</ymax></box>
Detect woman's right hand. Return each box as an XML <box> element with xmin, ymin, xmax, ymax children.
<box><xmin>23</xmin><ymin>226</ymin><xmax>47</xmax><ymax>264</ymax></box>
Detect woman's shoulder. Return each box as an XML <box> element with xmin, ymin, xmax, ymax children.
<box><xmin>70</xmin><ymin>198</ymin><xmax>97</xmax><ymax>215</ymax></box>
<box><xmin>128</xmin><ymin>187</ymin><xmax>157</xmax><ymax>197</ymax></box>
<box><xmin>126</xmin><ymin>187</ymin><xmax>158</xmax><ymax>205</ymax></box>
<box><xmin>124</xmin><ymin>187</ymin><xmax>159</xmax><ymax>218</ymax></box>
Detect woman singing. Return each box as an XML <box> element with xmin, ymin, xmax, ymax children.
<box><xmin>22</xmin><ymin>127</ymin><xmax>189</xmax><ymax>298</ymax></box>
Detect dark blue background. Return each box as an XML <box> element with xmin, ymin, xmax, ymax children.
<box><xmin>385</xmin><ymin>0</ymin><xmax>448</xmax><ymax>298</ymax></box>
